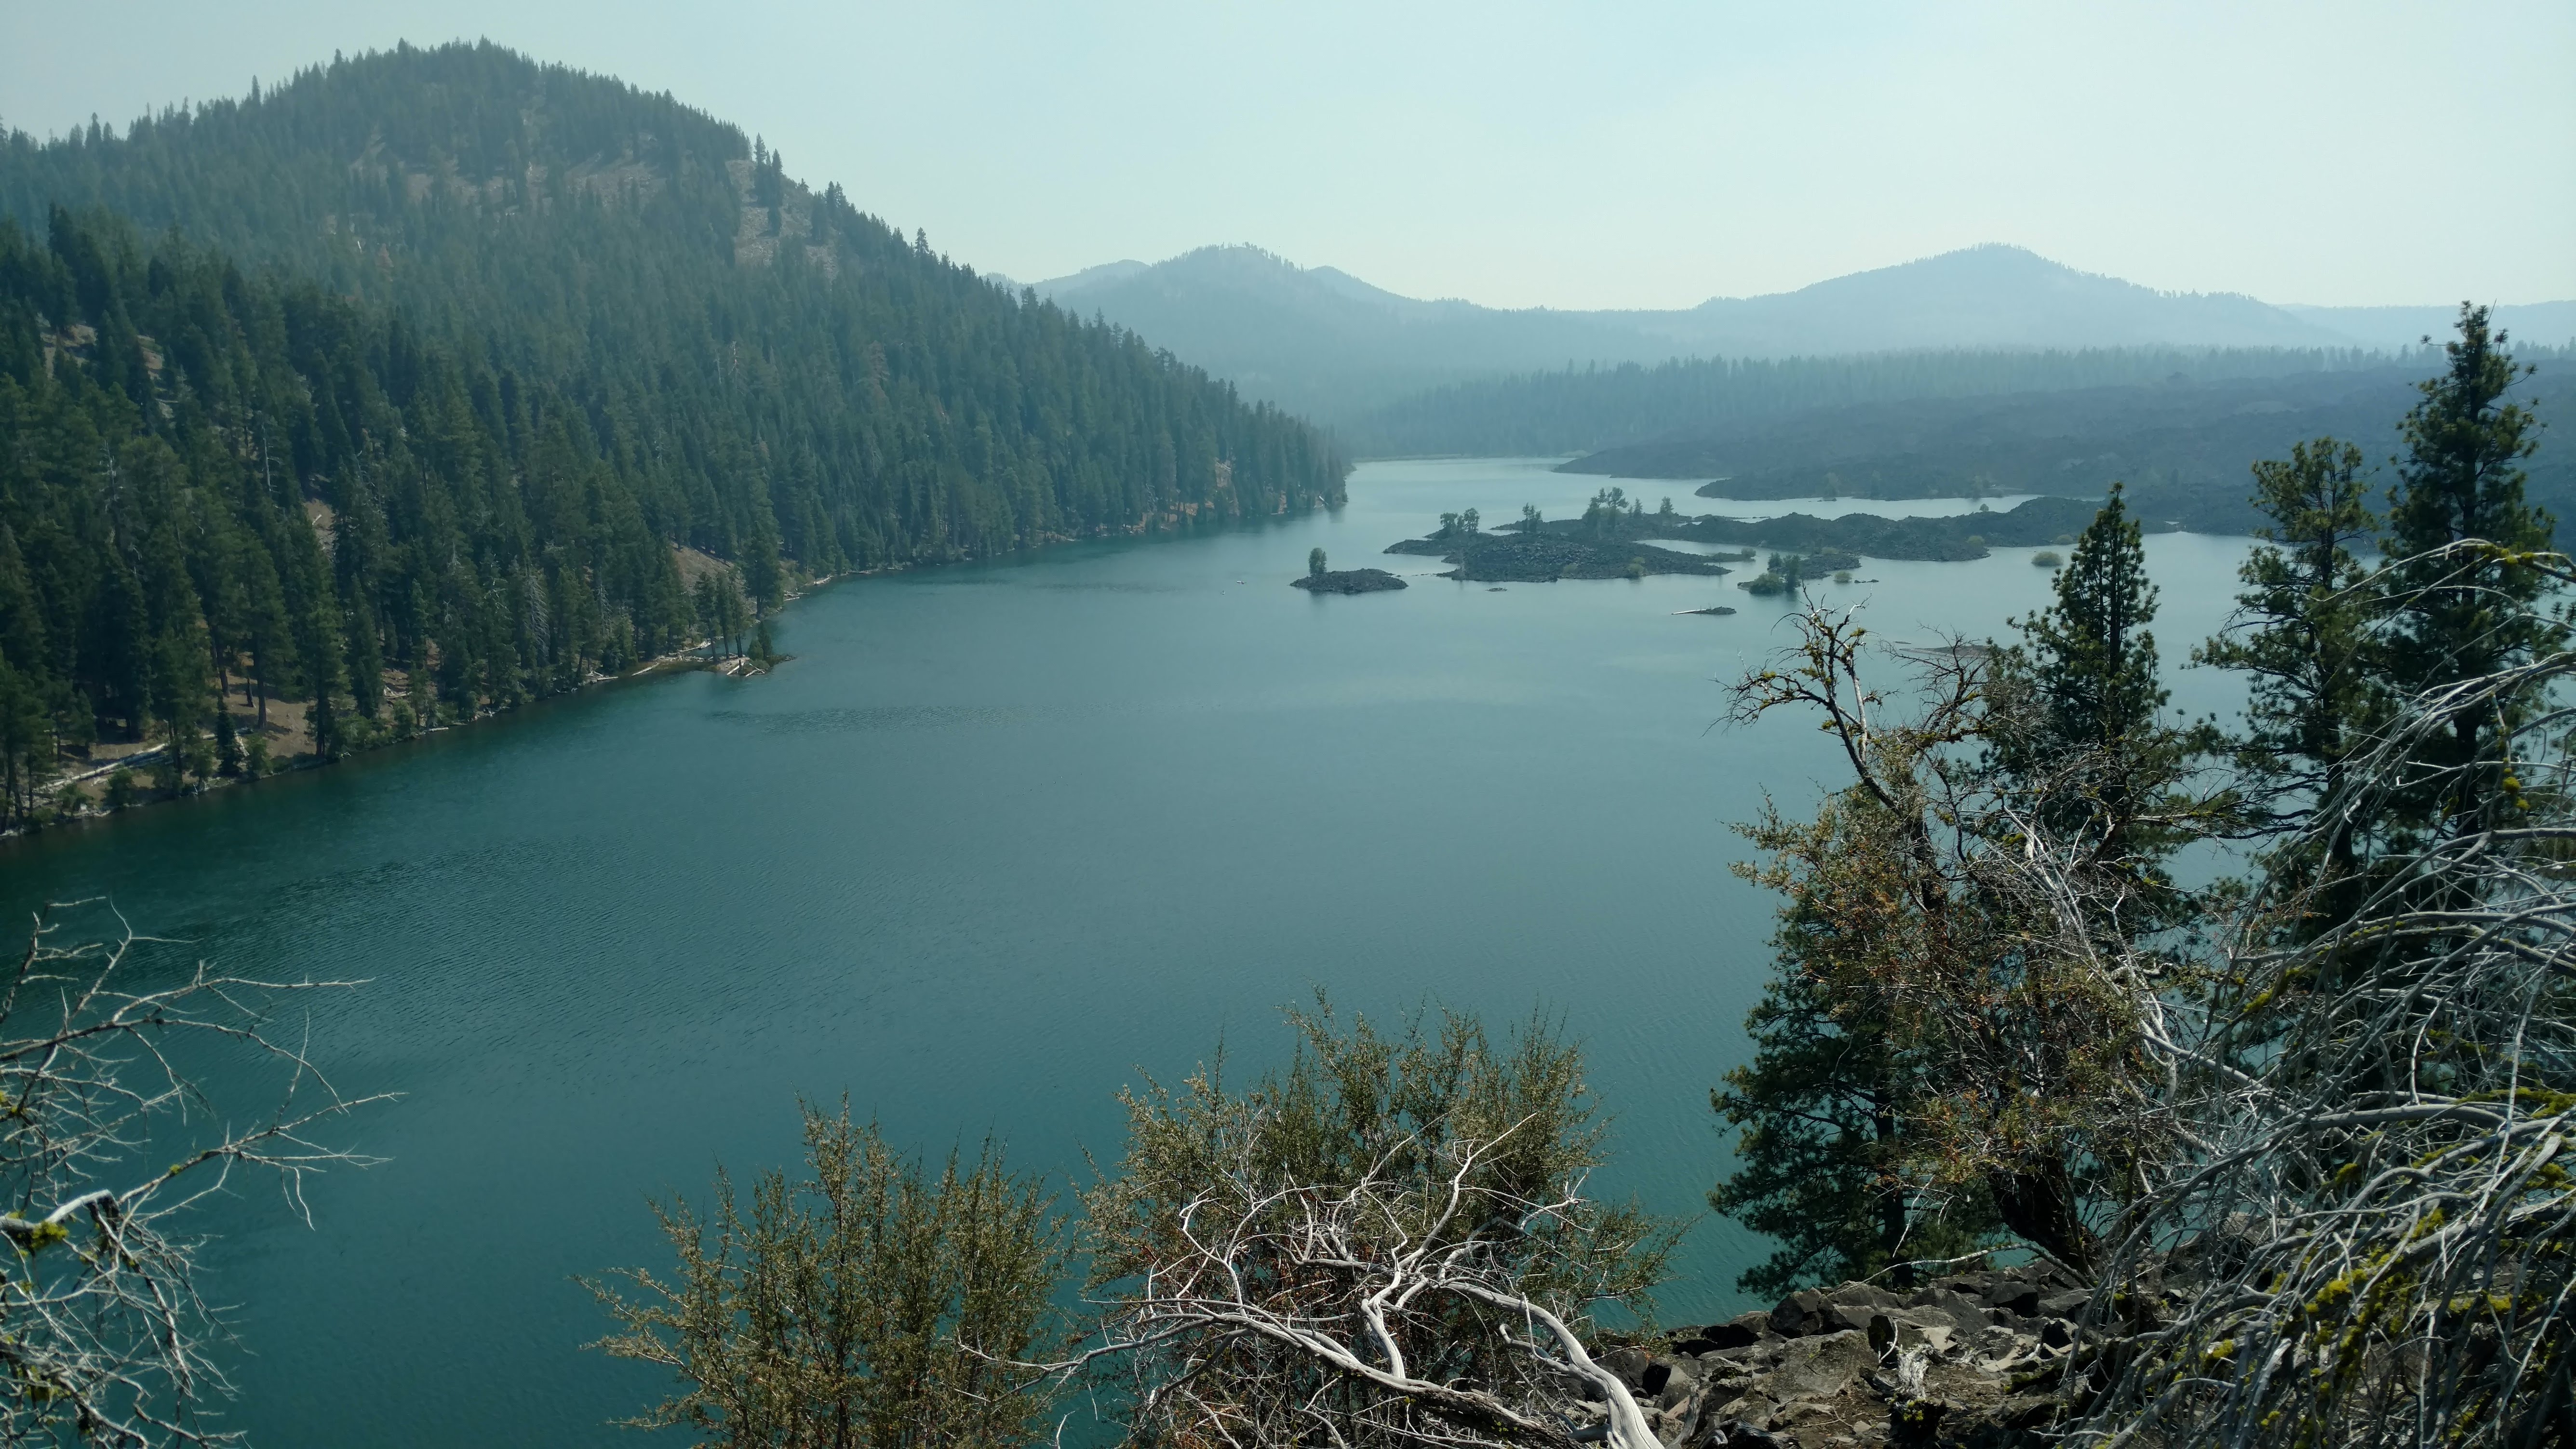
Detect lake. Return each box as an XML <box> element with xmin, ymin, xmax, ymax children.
<box><xmin>0</xmin><ymin>458</ymin><xmax>2255</xmax><ymax>1447</ymax></box>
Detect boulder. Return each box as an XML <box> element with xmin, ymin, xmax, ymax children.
<box><xmin>1771</xmin><ymin>1289</ymin><xmax>1832</xmax><ymax>1338</ymax></box>
<box><xmin>1904</xmin><ymin>1287</ymin><xmax>1993</xmax><ymax>1333</ymax></box>
<box><xmin>1602</xmin><ymin>1345</ymin><xmax>1654</xmax><ymax>1391</ymax></box>
<box><xmin>2037</xmin><ymin>1290</ymin><xmax>2091</xmax><ymax>1320</ymax></box>
<box><xmin>1677</xmin><ymin>1313</ymin><xmax>1770</xmax><ymax>1355</ymax></box>
<box><xmin>1983</xmin><ymin>1283</ymin><xmax>2042</xmax><ymax>1318</ymax></box>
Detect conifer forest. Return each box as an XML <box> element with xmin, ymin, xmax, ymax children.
<box><xmin>0</xmin><ymin>44</ymin><xmax>1344</xmax><ymax>822</ymax></box>
<box><xmin>1</xmin><ymin>21</ymin><xmax>2570</xmax><ymax>1449</ymax></box>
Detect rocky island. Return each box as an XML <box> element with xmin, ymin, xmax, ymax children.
<box><xmin>1383</xmin><ymin>510</ymin><xmax>1739</xmax><ymax>582</ymax></box>
<box><xmin>1659</xmin><ymin>496</ymin><xmax>2097</xmax><ymax>560</ymax></box>
<box><xmin>1373</xmin><ymin>493</ymin><xmax>2101</xmax><ymax>590</ymax></box>
<box><xmin>1295</xmin><ymin>549</ymin><xmax>1410</xmax><ymax>592</ymax></box>
<box><xmin>1293</xmin><ymin>567</ymin><xmax>1409</xmax><ymax>594</ymax></box>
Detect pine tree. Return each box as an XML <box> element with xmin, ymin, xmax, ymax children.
<box><xmin>2376</xmin><ymin>305</ymin><xmax>2560</xmax><ymax>842</ymax></box>
<box><xmin>1989</xmin><ymin>483</ymin><xmax>2192</xmax><ymax>905</ymax></box>
<box><xmin>213</xmin><ymin>707</ymin><xmax>242</xmax><ymax>777</ymax></box>
<box><xmin>0</xmin><ymin>654</ymin><xmax>48</xmax><ymax>823</ymax></box>
<box><xmin>1712</xmin><ymin>789</ymin><xmax>1993</xmax><ymax>1294</ymax></box>
<box><xmin>2196</xmin><ymin>439</ymin><xmax>2385</xmax><ymax>918</ymax></box>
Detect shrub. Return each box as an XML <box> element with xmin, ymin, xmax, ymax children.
<box><xmin>590</xmin><ymin>1102</ymin><xmax>1062</xmax><ymax>1447</ymax></box>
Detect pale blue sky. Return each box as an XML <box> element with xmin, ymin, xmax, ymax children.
<box><xmin>6</xmin><ymin>1</ymin><xmax>2570</xmax><ymax>309</ymax></box>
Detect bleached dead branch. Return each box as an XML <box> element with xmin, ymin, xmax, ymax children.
<box><xmin>2074</xmin><ymin>546</ymin><xmax>2576</xmax><ymax>1448</ymax></box>
<box><xmin>0</xmin><ymin>901</ymin><xmax>384</xmax><ymax>1445</ymax></box>
<box><xmin>1062</xmin><ymin>1126</ymin><xmax>1660</xmax><ymax>1449</ymax></box>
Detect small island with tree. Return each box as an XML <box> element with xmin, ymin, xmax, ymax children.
<box><xmin>1292</xmin><ymin>547</ymin><xmax>1409</xmax><ymax>594</ymax></box>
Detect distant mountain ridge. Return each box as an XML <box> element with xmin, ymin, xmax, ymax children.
<box><xmin>2281</xmin><ymin>301</ymin><xmax>2576</xmax><ymax>352</ymax></box>
<box><xmin>1014</xmin><ymin>245</ymin><xmax>1656</xmax><ymax>423</ymax></box>
<box><xmin>1010</xmin><ymin>243</ymin><xmax>2572</xmax><ymax>427</ymax></box>
<box><xmin>1640</xmin><ymin>245</ymin><xmax>2343</xmax><ymax>353</ymax></box>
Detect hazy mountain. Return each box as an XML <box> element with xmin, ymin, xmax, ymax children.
<box><xmin>1635</xmin><ymin>245</ymin><xmax>2352</xmax><ymax>354</ymax></box>
<box><xmin>1020</xmin><ymin>243</ymin><xmax>2389</xmax><ymax>425</ymax></box>
<box><xmin>1020</xmin><ymin>245</ymin><xmax>1654</xmax><ymax>422</ymax></box>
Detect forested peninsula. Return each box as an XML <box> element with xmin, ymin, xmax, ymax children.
<box><xmin>0</xmin><ymin>44</ymin><xmax>1346</xmax><ymax>828</ymax></box>
<box><xmin>1552</xmin><ymin>359</ymin><xmax>2576</xmax><ymax>535</ymax></box>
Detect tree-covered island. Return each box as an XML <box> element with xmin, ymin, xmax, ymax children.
<box><xmin>1378</xmin><ymin>489</ymin><xmax>2106</xmax><ymax>590</ymax></box>
<box><xmin>1382</xmin><ymin>499</ymin><xmax>1744</xmax><ymax>582</ymax></box>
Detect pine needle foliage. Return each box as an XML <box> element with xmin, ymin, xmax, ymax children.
<box><xmin>2377</xmin><ymin>304</ymin><xmax>2564</xmax><ymax>845</ymax></box>
<box><xmin>588</xmin><ymin>1101</ymin><xmax>1062</xmax><ymax>1449</ymax></box>
<box><xmin>2195</xmin><ymin>437</ymin><xmax>2387</xmax><ymax>902</ymax></box>
<box><xmin>0</xmin><ymin>44</ymin><xmax>1346</xmax><ymax>822</ymax></box>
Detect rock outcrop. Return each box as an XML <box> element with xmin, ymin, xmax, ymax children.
<box><xmin>1578</xmin><ymin>1266</ymin><xmax>2099</xmax><ymax>1448</ymax></box>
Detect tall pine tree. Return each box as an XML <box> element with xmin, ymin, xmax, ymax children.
<box><xmin>1988</xmin><ymin>483</ymin><xmax>2195</xmax><ymax>921</ymax></box>
<box><xmin>2197</xmin><ymin>438</ymin><xmax>2386</xmax><ymax>926</ymax></box>
<box><xmin>2377</xmin><ymin>305</ymin><xmax>2560</xmax><ymax>843</ymax></box>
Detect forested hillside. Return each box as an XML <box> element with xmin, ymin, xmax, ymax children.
<box><xmin>0</xmin><ymin>44</ymin><xmax>1344</xmax><ymax>826</ymax></box>
<box><xmin>1562</xmin><ymin>357</ymin><xmax>2575</xmax><ymax>535</ymax></box>
<box><xmin>1349</xmin><ymin>346</ymin><xmax>2397</xmax><ymax>458</ymax></box>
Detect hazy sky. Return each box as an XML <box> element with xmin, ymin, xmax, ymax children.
<box><xmin>6</xmin><ymin>1</ymin><xmax>2571</xmax><ymax>310</ymax></box>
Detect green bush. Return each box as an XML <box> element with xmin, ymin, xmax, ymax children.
<box><xmin>590</xmin><ymin>1102</ymin><xmax>1061</xmax><ymax>1446</ymax></box>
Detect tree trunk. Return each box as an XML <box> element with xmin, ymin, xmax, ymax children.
<box><xmin>1989</xmin><ymin>1163</ymin><xmax>2092</xmax><ymax>1275</ymax></box>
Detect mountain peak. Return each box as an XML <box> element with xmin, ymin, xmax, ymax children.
<box><xmin>1013</xmin><ymin>241</ymin><xmax>2374</xmax><ymax>420</ymax></box>
<box><xmin>1666</xmin><ymin>244</ymin><xmax>2341</xmax><ymax>352</ymax></box>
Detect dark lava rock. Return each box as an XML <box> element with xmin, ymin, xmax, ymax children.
<box><xmin>2037</xmin><ymin>1290</ymin><xmax>2091</xmax><ymax>1319</ymax></box>
<box><xmin>1678</xmin><ymin>1317</ymin><xmax>1765</xmax><ymax>1355</ymax></box>
<box><xmin>1383</xmin><ymin>531</ymin><xmax>1734</xmax><ymax>583</ymax></box>
<box><xmin>1292</xmin><ymin>568</ymin><xmax>1407</xmax><ymax>594</ymax></box>
<box><xmin>1985</xmin><ymin>1283</ymin><xmax>2042</xmax><ymax>1317</ymax></box>
<box><xmin>1772</xmin><ymin>1289</ymin><xmax>1832</xmax><ymax>1337</ymax></box>
<box><xmin>1641</xmin><ymin>1267</ymin><xmax>2109</xmax><ymax>1445</ymax></box>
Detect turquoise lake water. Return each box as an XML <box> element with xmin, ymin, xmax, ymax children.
<box><xmin>0</xmin><ymin>458</ymin><xmax>2256</xmax><ymax>1446</ymax></box>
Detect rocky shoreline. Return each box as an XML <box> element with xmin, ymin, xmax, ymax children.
<box><xmin>1596</xmin><ymin>1265</ymin><xmax>2102</xmax><ymax>1448</ymax></box>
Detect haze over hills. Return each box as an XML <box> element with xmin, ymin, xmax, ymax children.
<box><xmin>2279</xmin><ymin>301</ymin><xmax>2576</xmax><ymax>352</ymax></box>
<box><xmin>1565</xmin><ymin>359</ymin><xmax>2576</xmax><ymax>536</ymax></box>
<box><xmin>1011</xmin><ymin>243</ymin><xmax>2575</xmax><ymax>428</ymax></box>
<box><xmin>1006</xmin><ymin>245</ymin><xmax>1659</xmax><ymax>424</ymax></box>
